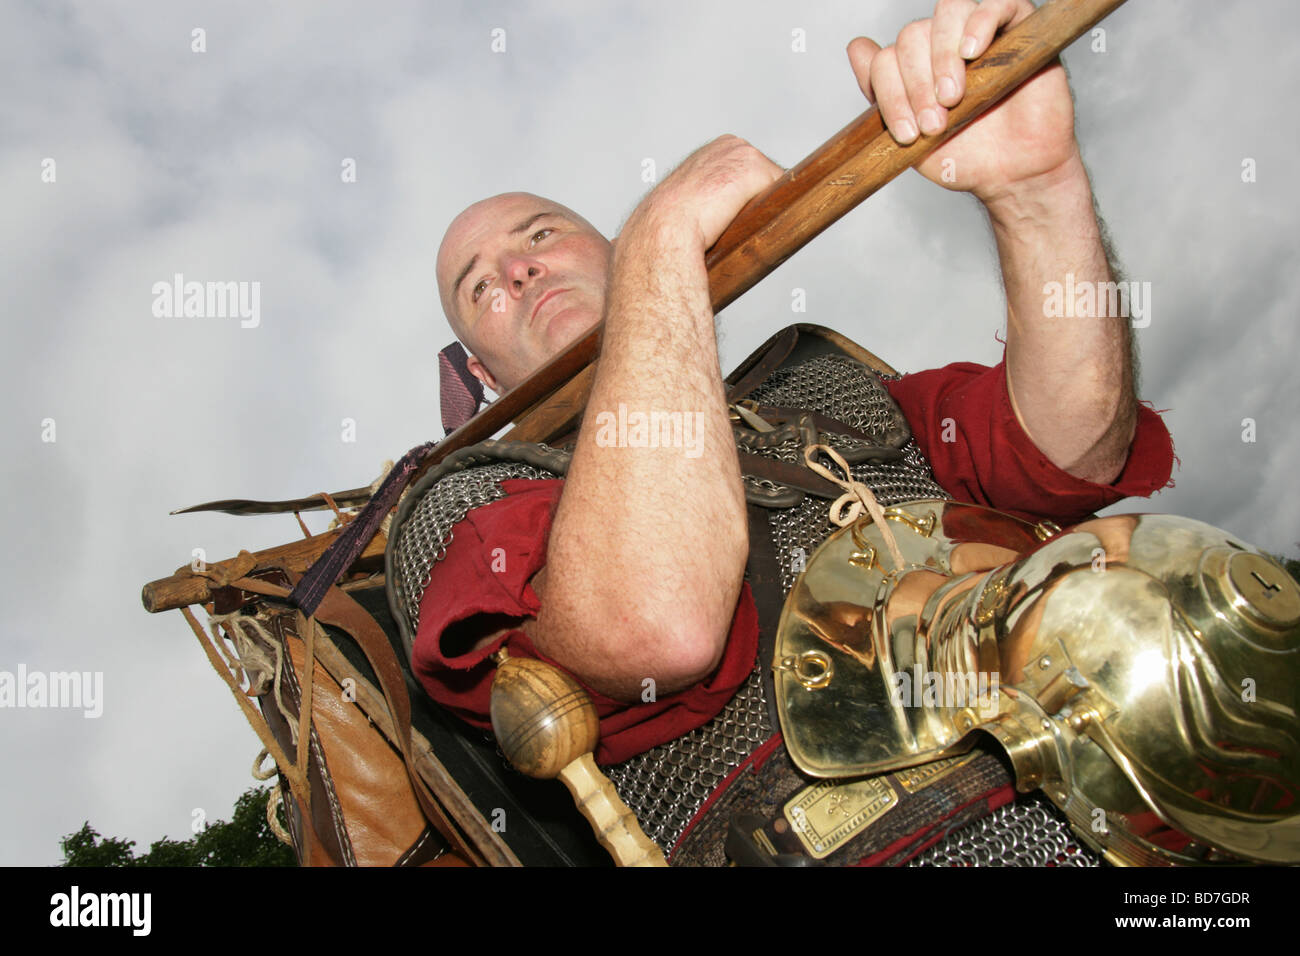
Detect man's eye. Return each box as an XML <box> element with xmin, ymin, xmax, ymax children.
<box><xmin>529</xmin><ymin>228</ymin><xmax>553</xmax><ymax>245</ymax></box>
<box><xmin>472</xmin><ymin>279</ymin><xmax>489</xmax><ymax>302</ymax></box>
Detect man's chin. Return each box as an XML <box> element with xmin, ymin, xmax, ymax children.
<box><xmin>542</xmin><ymin>307</ymin><xmax>601</xmax><ymax>353</ymax></box>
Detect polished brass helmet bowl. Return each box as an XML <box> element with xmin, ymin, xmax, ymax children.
<box><xmin>773</xmin><ymin>501</ymin><xmax>1300</xmax><ymax>865</ymax></box>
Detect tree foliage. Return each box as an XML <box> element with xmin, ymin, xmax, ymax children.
<box><xmin>59</xmin><ymin>785</ymin><xmax>296</xmax><ymax>867</ymax></box>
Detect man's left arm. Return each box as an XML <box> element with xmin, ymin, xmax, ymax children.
<box><xmin>985</xmin><ymin>154</ymin><xmax>1136</xmax><ymax>484</ymax></box>
<box><xmin>849</xmin><ymin>0</ymin><xmax>1138</xmax><ymax>483</ymax></box>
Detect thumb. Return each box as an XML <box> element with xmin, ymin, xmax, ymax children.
<box><xmin>846</xmin><ymin>36</ymin><xmax>882</xmax><ymax>105</ymax></box>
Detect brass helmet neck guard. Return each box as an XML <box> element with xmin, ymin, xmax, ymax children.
<box><xmin>773</xmin><ymin>501</ymin><xmax>1300</xmax><ymax>865</ymax></box>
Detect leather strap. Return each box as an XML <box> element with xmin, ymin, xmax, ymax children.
<box><xmin>738</xmin><ymin>451</ymin><xmax>843</xmax><ymax>501</ymax></box>
<box><xmin>725</xmin><ymin>326</ymin><xmax>800</xmax><ymax>403</ymax></box>
<box><xmin>746</xmin><ymin>405</ymin><xmax>876</xmax><ymax>445</ymax></box>
<box><xmin>744</xmin><ymin>503</ymin><xmax>788</xmax><ymax>735</ymax></box>
<box><xmin>234</xmin><ymin>572</ymin><xmax>502</xmax><ymax>867</ymax></box>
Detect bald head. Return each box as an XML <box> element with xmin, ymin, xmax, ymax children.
<box><xmin>435</xmin><ymin>193</ymin><xmax>612</xmax><ymax>393</ymax></box>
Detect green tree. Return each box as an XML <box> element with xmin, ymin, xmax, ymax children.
<box><xmin>58</xmin><ymin>823</ymin><xmax>138</xmax><ymax>867</ymax></box>
<box><xmin>59</xmin><ymin>786</ymin><xmax>295</xmax><ymax>867</ymax></box>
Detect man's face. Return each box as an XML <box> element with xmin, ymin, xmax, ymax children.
<box><xmin>436</xmin><ymin>192</ymin><xmax>612</xmax><ymax>394</ymax></box>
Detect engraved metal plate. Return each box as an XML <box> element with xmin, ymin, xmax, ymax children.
<box><xmin>783</xmin><ymin>777</ymin><xmax>898</xmax><ymax>860</ymax></box>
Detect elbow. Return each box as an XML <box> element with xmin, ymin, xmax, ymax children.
<box><xmin>587</xmin><ymin>599</ymin><xmax>733</xmax><ymax>701</ymax></box>
<box><xmin>536</xmin><ymin>586</ymin><xmax>738</xmax><ymax>703</ymax></box>
<box><xmin>639</xmin><ymin>610</ymin><xmax>731</xmax><ymax>695</ymax></box>
<box><xmin>1061</xmin><ymin>398</ymin><xmax>1139</xmax><ymax>485</ymax></box>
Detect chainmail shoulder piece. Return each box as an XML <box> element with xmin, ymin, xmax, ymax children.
<box><xmin>386</xmin><ymin>440</ymin><xmax>569</xmax><ymax>661</ymax></box>
<box><xmin>751</xmin><ymin>353</ymin><xmax>913</xmax><ymax>447</ymax></box>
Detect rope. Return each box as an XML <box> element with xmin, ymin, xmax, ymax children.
<box><xmin>179</xmin><ymin>605</ymin><xmax>311</xmax><ymax>817</ymax></box>
<box><xmin>253</xmin><ymin>749</ymin><xmax>294</xmax><ymax>846</ymax></box>
<box><xmin>211</xmin><ymin>610</ymin><xmax>297</xmax><ymax>744</ymax></box>
<box><xmin>252</xmin><ymin>748</ymin><xmax>278</xmax><ymax>780</ymax></box>
<box><xmin>195</xmin><ymin>549</ymin><xmax>258</xmax><ymax>588</ymax></box>
<box><xmin>266</xmin><ymin>785</ymin><xmax>293</xmax><ymax>847</ymax></box>
<box><xmin>319</xmin><ymin>491</ymin><xmax>350</xmax><ymax>527</ymax></box>
<box><xmin>206</xmin><ymin>613</ymin><xmax>245</xmax><ymax>680</ymax></box>
<box><xmin>802</xmin><ymin>443</ymin><xmax>906</xmax><ymax>571</ymax></box>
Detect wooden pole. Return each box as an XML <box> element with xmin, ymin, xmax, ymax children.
<box><xmin>451</xmin><ymin>0</ymin><xmax>1127</xmax><ymax>455</ymax></box>
<box><xmin>143</xmin><ymin>0</ymin><xmax>1126</xmax><ymax>613</ymax></box>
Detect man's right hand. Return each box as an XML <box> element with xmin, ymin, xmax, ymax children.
<box><xmin>620</xmin><ymin>135</ymin><xmax>783</xmax><ymax>254</ymax></box>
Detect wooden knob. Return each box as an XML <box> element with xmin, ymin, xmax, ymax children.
<box><xmin>490</xmin><ymin>650</ymin><xmax>599</xmax><ymax>780</ymax></box>
<box><xmin>489</xmin><ymin>650</ymin><xmax>667</xmax><ymax>866</ymax></box>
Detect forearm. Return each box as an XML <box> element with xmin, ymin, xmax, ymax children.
<box><xmin>986</xmin><ymin>150</ymin><xmax>1136</xmax><ymax>483</ymax></box>
<box><xmin>538</xmin><ymin>217</ymin><xmax>748</xmax><ymax>701</ymax></box>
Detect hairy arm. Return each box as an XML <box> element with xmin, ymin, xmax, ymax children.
<box><xmin>986</xmin><ymin>154</ymin><xmax>1137</xmax><ymax>483</ymax></box>
<box><xmin>530</xmin><ymin>137</ymin><xmax>781</xmax><ymax>702</ymax></box>
<box><xmin>848</xmin><ymin>0</ymin><xmax>1138</xmax><ymax>484</ymax></box>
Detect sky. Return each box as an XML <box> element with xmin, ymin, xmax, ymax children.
<box><xmin>2</xmin><ymin>0</ymin><xmax>1297</xmax><ymax>866</ymax></box>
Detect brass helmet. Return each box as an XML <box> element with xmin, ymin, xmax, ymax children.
<box><xmin>773</xmin><ymin>501</ymin><xmax>1300</xmax><ymax>865</ymax></box>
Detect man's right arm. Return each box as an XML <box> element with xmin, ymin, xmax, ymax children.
<box><xmin>528</xmin><ymin>136</ymin><xmax>782</xmax><ymax>703</ymax></box>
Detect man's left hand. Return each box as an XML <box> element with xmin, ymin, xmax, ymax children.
<box><xmin>847</xmin><ymin>0</ymin><xmax>1079</xmax><ymax>206</ymax></box>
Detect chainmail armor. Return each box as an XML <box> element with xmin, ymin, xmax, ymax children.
<box><xmin>602</xmin><ymin>667</ymin><xmax>773</xmax><ymax>852</ymax></box>
<box><xmin>756</xmin><ymin>353</ymin><xmax>913</xmax><ymax>446</ymax></box>
<box><xmin>909</xmin><ymin>790</ymin><xmax>1101</xmax><ymax>867</ymax></box>
<box><xmin>392</xmin><ymin>459</ymin><xmax>562</xmax><ymax>653</ymax></box>
<box><xmin>391</xmin><ymin>348</ymin><xmax>1102</xmax><ymax>865</ymax></box>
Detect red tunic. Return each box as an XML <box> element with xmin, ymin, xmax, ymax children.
<box><xmin>411</xmin><ymin>358</ymin><xmax>1175</xmax><ymax>764</ymax></box>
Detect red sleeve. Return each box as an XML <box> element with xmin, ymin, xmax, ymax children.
<box><xmin>410</xmin><ymin>478</ymin><xmax>760</xmax><ymax>765</ymax></box>
<box><xmin>885</xmin><ymin>359</ymin><xmax>1175</xmax><ymax>527</ymax></box>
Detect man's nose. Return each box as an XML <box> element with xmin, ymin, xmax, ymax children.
<box><xmin>506</xmin><ymin>257</ymin><xmax>546</xmax><ymax>296</ymax></box>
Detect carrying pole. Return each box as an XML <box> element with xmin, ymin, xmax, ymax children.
<box><xmin>142</xmin><ymin>0</ymin><xmax>1127</xmax><ymax>614</ymax></box>
<box><xmin>427</xmin><ymin>0</ymin><xmax>1129</xmax><ymax>458</ymax></box>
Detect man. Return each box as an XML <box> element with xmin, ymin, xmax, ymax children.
<box><xmin>399</xmin><ymin>0</ymin><xmax>1174</xmax><ymax>859</ymax></box>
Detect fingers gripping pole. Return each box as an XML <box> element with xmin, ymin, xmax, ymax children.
<box><xmin>490</xmin><ymin>649</ymin><xmax>668</xmax><ymax>867</ymax></box>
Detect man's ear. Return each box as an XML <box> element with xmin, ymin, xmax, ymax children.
<box><xmin>467</xmin><ymin>354</ymin><xmax>502</xmax><ymax>396</ymax></box>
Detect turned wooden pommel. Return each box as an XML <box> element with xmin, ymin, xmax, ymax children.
<box><xmin>490</xmin><ymin>649</ymin><xmax>599</xmax><ymax>779</ymax></box>
<box><xmin>489</xmin><ymin>649</ymin><xmax>667</xmax><ymax>867</ymax></box>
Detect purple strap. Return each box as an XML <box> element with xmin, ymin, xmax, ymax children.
<box><xmin>289</xmin><ymin>440</ymin><xmax>436</xmax><ymax>616</ymax></box>
<box><xmin>291</xmin><ymin>342</ymin><xmax>482</xmax><ymax>614</ymax></box>
<box><xmin>439</xmin><ymin>342</ymin><xmax>484</xmax><ymax>435</ymax></box>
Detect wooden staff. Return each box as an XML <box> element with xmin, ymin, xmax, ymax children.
<box><xmin>142</xmin><ymin>0</ymin><xmax>1126</xmax><ymax>614</ymax></box>
<box><xmin>430</xmin><ymin>0</ymin><xmax>1129</xmax><ymax>457</ymax></box>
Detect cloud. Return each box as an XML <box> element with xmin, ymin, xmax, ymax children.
<box><xmin>2</xmin><ymin>0</ymin><xmax>1297</xmax><ymax>865</ymax></box>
